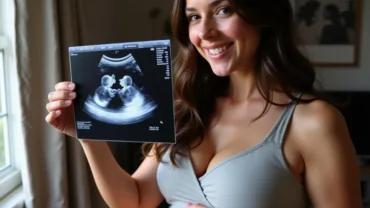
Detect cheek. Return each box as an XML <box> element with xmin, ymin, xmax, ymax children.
<box><xmin>233</xmin><ymin>23</ymin><xmax>259</xmax><ymax>55</ymax></box>
<box><xmin>188</xmin><ymin>28</ymin><xmax>200</xmax><ymax>47</ymax></box>
<box><xmin>227</xmin><ymin>19</ymin><xmax>250</xmax><ymax>39</ymax></box>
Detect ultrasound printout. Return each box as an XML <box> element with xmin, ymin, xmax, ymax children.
<box><xmin>68</xmin><ymin>40</ymin><xmax>175</xmax><ymax>143</ymax></box>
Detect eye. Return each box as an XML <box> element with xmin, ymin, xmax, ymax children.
<box><xmin>188</xmin><ymin>14</ymin><xmax>200</xmax><ymax>21</ymax></box>
<box><xmin>217</xmin><ymin>6</ymin><xmax>232</xmax><ymax>15</ymax></box>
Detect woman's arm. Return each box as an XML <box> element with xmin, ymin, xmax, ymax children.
<box><xmin>45</xmin><ymin>81</ymin><xmax>163</xmax><ymax>208</ymax></box>
<box><xmin>80</xmin><ymin>141</ymin><xmax>164</xmax><ymax>208</ymax></box>
<box><xmin>292</xmin><ymin>100</ymin><xmax>362</xmax><ymax>208</ymax></box>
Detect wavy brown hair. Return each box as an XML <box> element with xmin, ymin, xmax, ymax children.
<box><xmin>142</xmin><ymin>0</ymin><xmax>323</xmax><ymax>165</ymax></box>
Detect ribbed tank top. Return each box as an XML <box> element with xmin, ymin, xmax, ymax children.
<box><xmin>157</xmin><ymin>98</ymin><xmax>310</xmax><ymax>208</ymax></box>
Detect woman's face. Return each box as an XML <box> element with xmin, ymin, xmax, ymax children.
<box><xmin>185</xmin><ymin>0</ymin><xmax>260</xmax><ymax>77</ymax></box>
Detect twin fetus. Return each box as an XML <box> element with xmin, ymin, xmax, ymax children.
<box><xmin>93</xmin><ymin>74</ymin><xmax>137</xmax><ymax>108</ymax></box>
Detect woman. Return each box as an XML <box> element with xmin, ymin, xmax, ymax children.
<box><xmin>45</xmin><ymin>0</ymin><xmax>362</xmax><ymax>207</ymax></box>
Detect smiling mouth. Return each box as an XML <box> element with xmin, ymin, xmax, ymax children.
<box><xmin>207</xmin><ymin>43</ymin><xmax>234</xmax><ymax>56</ymax></box>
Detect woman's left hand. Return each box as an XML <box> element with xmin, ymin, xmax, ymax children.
<box><xmin>187</xmin><ymin>203</ymin><xmax>207</xmax><ymax>208</ymax></box>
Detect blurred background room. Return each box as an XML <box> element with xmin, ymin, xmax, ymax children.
<box><xmin>0</xmin><ymin>0</ymin><xmax>369</xmax><ymax>207</ymax></box>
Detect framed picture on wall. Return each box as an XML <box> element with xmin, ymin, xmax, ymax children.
<box><xmin>292</xmin><ymin>0</ymin><xmax>363</xmax><ymax>67</ymax></box>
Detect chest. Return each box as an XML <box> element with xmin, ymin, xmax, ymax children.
<box><xmin>188</xmin><ymin>103</ymin><xmax>304</xmax><ymax>182</ymax></box>
<box><xmin>158</xmin><ymin>146</ymin><xmax>309</xmax><ymax>208</ymax></box>
<box><xmin>157</xmin><ymin>146</ymin><xmax>309</xmax><ymax>208</ymax></box>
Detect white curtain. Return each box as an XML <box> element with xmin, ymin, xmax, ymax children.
<box><xmin>13</xmin><ymin>0</ymin><xmax>172</xmax><ymax>207</ymax></box>
<box><xmin>13</xmin><ymin>0</ymin><xmax>112</xmax><ymax>207</ymax></box>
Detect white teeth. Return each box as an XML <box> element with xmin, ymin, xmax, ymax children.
<box><xmin>209</xmin><ymin>45</ymin><xmax>229</xmax><ymax>55</ymax></box>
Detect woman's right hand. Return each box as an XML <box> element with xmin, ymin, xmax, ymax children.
<box><xmin>45</xmin><ymin>81</ymin><xmax>77</xmax><ymax>138</ymax></box>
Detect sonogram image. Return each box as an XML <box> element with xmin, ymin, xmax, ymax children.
<box><xmin>83</xmin><ymin>54</ymin><xmax>157</xmax><ymax>125</ymax></box>
<box><xmin>98</xmin><ymin>54</ymin><xmax>143</xmax><ymax>75</ymax></box>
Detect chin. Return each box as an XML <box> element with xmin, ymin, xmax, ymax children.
<box><xmin>211</xmin><ymin>68</ymin><xmax>232</xmax><ymax>77</ymax></box>
<box><xmin>209</xmin><ymin>64</ymin><xmax>236</xmax><ymax>77</ymax></box>
<box><xmin>206</xmin><ymin>52</ymin><xmax>241</xmax><ymax>75</ymax></box>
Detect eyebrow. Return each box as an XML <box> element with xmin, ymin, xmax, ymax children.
<box><xmin>185</xmin><ymin>0</ymin><xmax>228</xmax><ymax>12</ymax></box>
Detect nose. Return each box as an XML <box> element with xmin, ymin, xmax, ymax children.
<box><xmin>198</xmin><ymin>18</ymin><xmax>217</xmax><ymax>40</ymax></box>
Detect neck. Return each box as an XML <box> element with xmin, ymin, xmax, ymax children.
<box><xmin>227</xmin><ymin>69</ymin><xmax>259</xmax><ymax>101</ymax></box>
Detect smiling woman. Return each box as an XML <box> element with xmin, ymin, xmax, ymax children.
<box><xmin>46</xmin><ymin>0</ymin><xmax>362</xmax><ymax>207</ymax></box>
<box><xmin>185</xmin><ymin>0</ymin><xmax>259</xmax><ymax>77</ymax></box>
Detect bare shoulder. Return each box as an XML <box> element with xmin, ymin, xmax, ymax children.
<box><xmin>295</xmin><ymin>94</ymin><xmax>343</xmax><ymax>125</ymax></box>
<box><xmin>290</xmin><ymin>94</ymin><xmax>348</xmax><ymax>144</ymax></box>
<box><xmin>289</xmin><ymin>94</ymin><xmax>362</xmax><ymax>207</ymax></box>
<box><xmin>289</xmin><ymin>94</ymin><xmax>353</xmax><ymax>164</ymax></box>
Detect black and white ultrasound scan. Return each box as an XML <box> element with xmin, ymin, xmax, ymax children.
<box><xmin>68</xmin><ymin>40</ymin><xmax>176</xmax><ymax>143</ymax></box>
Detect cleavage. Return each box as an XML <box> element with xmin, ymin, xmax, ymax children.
<box><xmin>189</xmin><ymin>113</ymin><xmax>281</xmax><ymax>178</ymax></box>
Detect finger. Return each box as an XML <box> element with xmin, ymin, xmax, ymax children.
<box><xmin>55</xmin><ymin>82</ymin><xmax>75</xmax><ymax>91</ymax></box>
<box><xmin>45</xmin><ymin>110</ymin><xmax>61</xmax><ymax>124</ymax></box>
<box><xmin>187</xmin><ymin>203</ymin><xmax>206</xmax><ymax>208</ymax></box>
<box><xmin>46</xmin><ymin>100</ymin><xmax>72</xmax><ymax>112</ymax></box>
<box><xmin>48</xmin><ymin>91</ymin><xmax>76</xmax><ymax>102</ymax></box>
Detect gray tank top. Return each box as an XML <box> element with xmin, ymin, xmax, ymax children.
<box><xmin>157</xmin><ymin>98</ymin><xmax>310</xmax><ymax>208</ymax></box>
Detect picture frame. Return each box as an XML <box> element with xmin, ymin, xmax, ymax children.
<box><xmin>291</xmin><ymin>0</ymin><xmax>363</xmax><ymax>67</ymax></box>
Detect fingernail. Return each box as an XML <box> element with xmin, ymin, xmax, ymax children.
<box><xmin>55</xmin><ymin>110</ymin><xmax>61</xmax><ymax>115</ymax></box>
<box><xmin>65</xmin><ymin>100</ymin><xmax>71</xmax><ymax>104</ymax></box>
<box><xmin>68</xmin><ymin>83</ymin><xmax>74</xmax><ymax>89</ymax></box>
<box><xmin>68</xmin><ymin>92</ymin><xmax>76</xmax><ymax>98</ymax></box>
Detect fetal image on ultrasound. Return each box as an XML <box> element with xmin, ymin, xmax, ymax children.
<box><xmin>83</xmin><ymin>53</ymin><xmax>157</xmax><ymax>125</ymax></box>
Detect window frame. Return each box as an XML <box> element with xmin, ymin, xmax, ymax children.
<box><xmin>0</xmin><ymin>0</ymin><xmax>22</xmax><ymax>200</ymax></box>
<box><xmin>0</xmin><ymin>40</ymin><xmax>11</xmax><ymax>172</ymax></box>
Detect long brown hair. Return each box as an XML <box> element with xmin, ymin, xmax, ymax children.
<box><xmin>142</xmin><ymin>0</ymin><xmax>323</xmax><ymax>165</ymax></box>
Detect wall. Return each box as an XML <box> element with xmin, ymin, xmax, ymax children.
<box><xmin>80</xmin><ymin>0</ymin><xmax>369</xmax><ymax>91</ymax></box>
<box><xmin>314</xmin><ymin>0</ymin><xmax>370</xmax><ymax>91</ymax></box>
<box><xmin>79</xmin><ymin>0</ymin><xmax>171</xmax><ymax>44</ymax></box>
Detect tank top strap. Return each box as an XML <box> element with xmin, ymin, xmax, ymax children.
<box><xmin>271</xmin><ymin>92</ymin><xmax>303</xmax><ymax>144</ymax></box>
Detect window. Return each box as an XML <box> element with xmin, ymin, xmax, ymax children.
<box><xmin>0</xmin><ymin>45</ymin><xmax>9</xmax><ymax>170</ymax></box>
<box><xmin>0</xmin><ymin>0</ymin><xmax>22</xmax><ymax>201</ymax></box>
